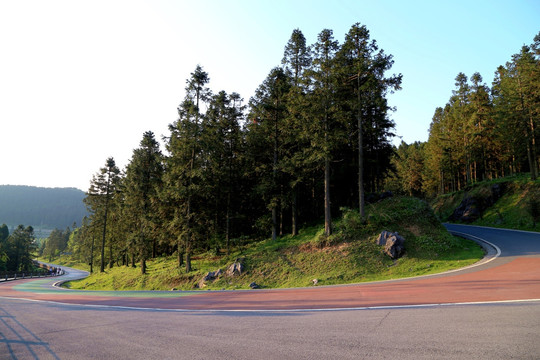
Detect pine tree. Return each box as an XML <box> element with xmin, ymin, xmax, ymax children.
<box><xmin>337</xmin><ymin>23</ymin><xmax>402</xmax><ymax>217</ymax></box>
<box><xmin>305</xmin><ymin>29</ymin><xmax>340</xmax><ymax>236</ymax></box>
<box><xmin>85</xmin><ymin>157</ymin><xmax>121</xmax><ymax>273</ymax></box>
<box><xmin>282</xmin><ymin>28</ymin><xmax>311</xmax><ymax>236</ymax></box>
<box><xmin>247</xmin><ymin>67</ymin><xmax>291</xmax><ymax>240</ymax></box>
<box><xmin>124</xmin><ymin>131</ymin><xmax>164</xmax><ymax>274</ymax></box>
<box><xmin>5</xmin><ymin>225</ymin><xmax>36</xmax><ymax>272</ymax></box>
<box><xmin>164</xmin><ymin>65</ymin><xmax>211</xmax><ymax>272</ymax></box>
<box><xmin>203</xmin><ymin>90</ymin><xmax>245</xmax><ymax>253</ymax></box>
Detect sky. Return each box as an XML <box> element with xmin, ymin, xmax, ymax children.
<box><xmin>1</xmin><ymin>0</ymin><xmax>538</xmax><ymax>191</ymax></box>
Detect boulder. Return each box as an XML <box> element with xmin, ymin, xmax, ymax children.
<box><xmin>249</xmin><ymin>281</ymin><xmax>260</xmax><ymax>289</ymax></box>
<box><xmin>227</xmin><ymin>258</ymin><xmax>245</xmax><ymax>276</ymax></box>
<box><xmin>198</xmin><ymin>269</ymin><xmax>222</xmax><ymax>288</ymax></box>
<box><xmin>449</xmin><ymin>196</ymin><xmax>481</xmax><ymax>222</ymax></box>
<box><xmin>376</xmin><ymin>230</ymin><xmax>405</xmax><ymax>259</ymax></box>
<box><xmin>449</xmin><ymin>184</ymin><xmax>507</xmax><ymax>222</ymax></box>
<box><xmin>376</xmin><ymin>230</ymin><xmax>393</xmax><ymax>246</ymax></box>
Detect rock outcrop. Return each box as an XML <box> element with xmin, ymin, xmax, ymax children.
<box><xmin>198</xmin><ymin>269</ymin><xmax>223</xmax><ymax>288</ymax></box>
<box><xmin>376</xmin><ymin>230</ymin><xmax>405</xmax><ymax>259</ymax></box>
<box><xmin>227</xmin><ymin>258</ymin><xmax>245</xmax><ymax>276</ymax></box>
<box><xmin>449</xmin><ymin>183</ymin><xmax>507</xmax><ymax>222</ymax></box>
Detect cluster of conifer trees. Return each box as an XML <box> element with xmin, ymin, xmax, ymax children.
<box><xmin>67</xmin><ymin>23</ymin><xmax>402</xmax><ymax>274</ymax></box>
<box><xmin>0</xmin><ymin>224</ymin><xmax>37</xmax><ymax>272</ymax></box>
<box><xmin>391</xmin><ymin>32</ymin><xmax>540</xmax><ymax>197</ymax></box>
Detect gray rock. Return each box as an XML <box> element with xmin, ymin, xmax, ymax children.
<box><xmin>449</xmin><ymin>184</ymin><xmax>507</xmax><ymax>223</ymax></box>
<box><xmin>376</xmin><ymin>230</ymin><xmax>405</xmax><ymax>259</ymax></box>
<box><xmin>376</xmin><ymin>230</ymin><xmax>393</xmax><ymax>246</ymax></box>
<box><xmin>198</xmin><ymin>269</ymin><xmax>222</xmax><ymax>288</ymax></box>
<box><xmin>449</xmin><ymin>196</ymin><xmax>481</xmax><ymax>222</ymax></box>
<box><xmin>227</xmin><ymin>258</ymin><xmax>245</xmax><ymax>276</ymax></box>
<box><xmin>249</xmin><ymin>281</ymin><xmax>260</xmax><ymax>289</ymax></box>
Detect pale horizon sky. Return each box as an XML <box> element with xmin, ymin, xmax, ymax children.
<box><xmin>1</xmin><ymin>0</ymin><xmax>538</xmax><ymax>191</ymax></box>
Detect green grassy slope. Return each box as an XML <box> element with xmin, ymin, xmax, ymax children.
<box><xmin>432</xmin><ymin>174</ymin><xmax>540</xmax><ymax>231</ymax></box>
<box><xmin>59</xmin><ymin>196</ymin><xmax>483</xmax><ymax>291</ymax></box>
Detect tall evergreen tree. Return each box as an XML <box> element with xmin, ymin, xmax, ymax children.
<box><xmin>85</xmin><ymin>157</ymin><xmax>121</xmax><ymax>273</ymax></box>
<box><xmin>510</xmin><ymin>45</ymin><xmax>540</xmax><ymax>179</ymax></box>
<box><xmin>5</xmin><ymin>225</ymin><xmax>36</xmax><ymax>272</ymax></box>
<box><xmin>0</xmin><ymin>224</ymin><xmax>9</xmax><ymax>271</ymax></box>
<box><xmin>304</xmin><ymin>29</ymin><xmax>340</xmax><ymax>236</ymax></box>
<box><xmin>124</xmin><ymin>131</ymin><xmax>164</xmax><ymax>274</ymax></box>
<box><xmin>203</xmin><ymin>90</ymin><xmax>245</xmax><ymax>253</ymax></box>
<box><xmin>164</xmin><ymin>65</ymin><xmax>211</xmax><ymax>272</ymax></box>
<box><xmin>337</xmin><ymin>23</ymin><xmax>402</xmax><ymax>217</ymax></box>
<box><xmin>248</xmin><ymin>67</ymin><xmax>291</xmax><ymax>240</ymax></box>
<box><xmin>282</xmin><ymin>28</ymin><xmax>311</xmax><ymax>236</ymax></box>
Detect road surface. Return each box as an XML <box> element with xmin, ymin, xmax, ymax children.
<box><xmin>0</xmin><ymin>224</ymin><xmax>539</xmax><ymax>359</ymax></box>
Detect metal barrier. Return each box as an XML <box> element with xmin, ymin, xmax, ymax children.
<box><xmin>0</xmin><ymin>266</ymin><xmax>64</xmax><ymax>282</ymax></box>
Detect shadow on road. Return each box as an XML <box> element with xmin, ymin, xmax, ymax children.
<box><xmin>0</xmin><ymin>305</ymin><xmax>60</xmax><ymax>360</ymax></box>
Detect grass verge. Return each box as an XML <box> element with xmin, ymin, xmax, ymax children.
<box><xmin>63</xmin><ymin>196</ymin><xmax>483</xmax><ymax>291</ymax></box>
<box><xmin>432</xmin><ymin>174</ymin><xmax>540</xmax><ymax>231</ymax></box>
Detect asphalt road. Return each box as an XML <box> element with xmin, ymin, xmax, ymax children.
<box><xmin>1</xmin><ymin>224</ymin><xmax>539</xmax><ymax>359</ymax></box>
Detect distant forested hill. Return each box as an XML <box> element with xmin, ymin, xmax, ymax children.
<box><xmin>0</xmin><ymin>185</ymin><xmax>87</xmax><ymax>230</ymax></box>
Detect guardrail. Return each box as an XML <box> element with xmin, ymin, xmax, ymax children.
<box><xmin>0</xmin><ymin>262</ymin><xmax>65</xmax><ymax>282</ymax></box>
<box><xmin>0</xmin><ymin>271</ymin><xmax>60</xmax><ymax>282</ymax></box>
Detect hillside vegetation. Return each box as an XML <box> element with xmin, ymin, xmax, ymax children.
<box><xmin>0</xmin><ymin>185</ymin><xmax>87</xmax><ymax>230</ymax></box>
<box><xmin>431</xmin><ymin>175</ymin><xmax>540</xmax><ymax>231</ymax></box>
<box><xmin>63</xmin><ymin>196</ymin><xmax>483</xmax><ymax>291</ymax></box>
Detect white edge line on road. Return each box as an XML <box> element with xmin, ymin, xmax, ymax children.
<box><xmin>448</xmin><ymin>230</ymin><xmax>502</xmax><ymax>259</ymax></box>
<box><xmin>1</xmin><ymin>295</ymin><xmax>540</xmax><ymax>313</ymax></box>
<box><xmin>11</xmin><ymin>229</ymin><xmax>505</xmax><ymax>296</ymax></box>
<box><xmin>0</xmin><ymin>227</ymin><xmax>513</xmax><ymax>312</ymax></box>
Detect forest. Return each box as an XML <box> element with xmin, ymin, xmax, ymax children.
<box><xmin>44</xmin><ymin>25</ymin><xmax>539</xmax><ymax>276</ymax></box>
<box><xmin>0</xmin><ymin>186</ymin><xmax>82</xmax><ymax>272</ymax></box>
<box><xmin>0</xmin><ymin>224</ymin><xmax>37</xmax><ymax>272</ymax></box>
<box><xmin>0</xmin><ymin>185</ymin><xmax>87</xmax><ymax>229</ymax></box>
<box><xmin>391</xmin><ymin>32</ymin><xmax>540</xmax><ymax>197</ymax></box>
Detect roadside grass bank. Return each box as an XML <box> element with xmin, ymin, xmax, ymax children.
<box><xmin>432</xmin><ymin>174</ymin><xmax>540</xmax><ymax>232</ymax></box>
<box><xmin>60</xmin><ymin>196</ymin><xmax>483</xmax><ymax>291</ymax></box>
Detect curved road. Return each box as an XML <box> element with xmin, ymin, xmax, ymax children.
<box><xmin>1</xmin><ymin>224</ymin><xmax>539</xmax><ymax>359</ymax></box>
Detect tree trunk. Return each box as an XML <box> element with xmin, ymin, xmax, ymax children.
<box><xmin>226</xmin><ymin>191</ymin><xmax>231</xmax><ymax>255</ymax></box>
<box><xmin>357</xmin><ymin>94</ymin><xmax>365</xmax><ymax>218</ymax></box>
<box><xmin>108</xmin><ymin>239</ymin><xmax>113</xmax><ymax>269</ymax></box>
<box><xmin>291</xmin><ymin>189</ymin><xmax>298</xmax><ymax>236</ymax></box>
<box><xmin>279</xmin><ymin>184</ymin><xmax>284</xmax><ymax>237</ymax></box>
<box><xmin>177</xmin><ymin>240</ymin><xmax>184</xmax><ymax>268</ymax></box>
<box><xmin>272</xmin><ymin>110</ymin><xmax>279</xmax><ymax>241</ymax></box>
<box><xmin>271</xmin><ymin>208</ymin><xmax>277</xmax><ymax>241</ymax></box>
<box><xmin>324</xmin><ymin>156</ymin><xmax>332</xmax><ymax>236</ymax></box>
<box><xmin>185</xmin><ymin>251</ymin><xmax>191</xmax><ymax>273</ymax></box>
<box><xmin>527</xmin><ymin>143</ymin><xmax>537</xmax><ymax>180</ymax></box>
<box><xmin>529</xmin><ymin>113</ymin><xmax>538</xmax><ymax>180</ymax></box>
<box><xmin>90</xmin><ymin>236</ymin><xmax>95</xmax><ymax>274</ymax></box>
<box><xmin>100</xmin><ymin>207</ymin><xmax>108</xmax><ymax>273</ymax></box>
<box><xmin>139</xmin><ymin>228</ymin><xmax>146</xmax><ymax>274</ymax></box>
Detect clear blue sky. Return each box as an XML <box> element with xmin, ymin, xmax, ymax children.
<box><xmin>1</xmin><ymin>0</ymin><xmax>538</xmax><ymax>190</ymax></box>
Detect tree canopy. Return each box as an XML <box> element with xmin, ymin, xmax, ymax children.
<box><xmin>69</xmin><ymin>23</ymin><xmax>403</xmax><ymax>272</ymax></box>
<box><xmin>389</xmin><ymin>32</ymin><xmax>540</xmax><ymax>197</ymax></box>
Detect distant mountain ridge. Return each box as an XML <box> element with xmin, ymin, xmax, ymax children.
<box><xmin>0</xmin><ymin>185</ymin><xmax>87</xmax><ymax>230</ymax></box>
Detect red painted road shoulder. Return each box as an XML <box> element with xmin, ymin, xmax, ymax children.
<box><xmin>1</xmin><ymin>257</ymin><xmax>539</xmax><ymax>311</ymax></box>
